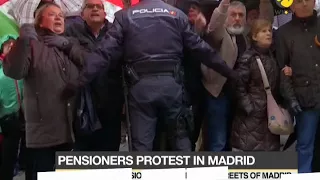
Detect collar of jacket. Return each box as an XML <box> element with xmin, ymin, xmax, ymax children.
<box><xmin>84</xmin><ymin>20</ymin><xmax>110</xmax><ymax>37</ymax></box>
<box><xmin>292</xmin><ymin>10</ymin><xmax>317</xmax><ymax>26</ymax></box>
<box><xmin>36</xmin><ymin>28</ymin><xmax>62</xmax><ymax>43</ymax></box>
<box><xmin>36</xmin><ymin>28</ymin><xmax>58</xmax><ymax>37</ymax></box>
<box><xmin>252</xmin><ymin>43</ymin><xmax>270</xmax><ymax>55</ymax></box>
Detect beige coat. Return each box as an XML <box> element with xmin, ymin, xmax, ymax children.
<box><xmin>201</xmin><ymin>0</ymin><xmax>274</xmax><ymax>97</ymax></box>
<box><xmin>201</xmin><ymin>6</ymin><xmax>239</xmax><ymax>97</ymax></box>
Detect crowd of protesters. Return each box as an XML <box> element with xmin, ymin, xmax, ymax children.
<box><xmin>1</xmin><ymin>0</ymin><xmax>320</xmax><ymax>179</ymax></box>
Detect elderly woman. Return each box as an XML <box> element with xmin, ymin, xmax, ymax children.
<box><xmin>231</xmin><ymin>19</ymin><xmax>283</xmax><ymax>151</ymax></box>
<box><xmin>2</xmin><ymin>2</ymin><xmax>84</xmax><ymax>179</ymax></box>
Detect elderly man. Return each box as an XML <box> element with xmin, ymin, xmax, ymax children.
<box><xmin>65</xmin><ymin>0</ymin><xmax>123</xmax><ymax>151</ymax></box>
<box><xmin>201</xmin><ymin>0</ymin><xmax>277</xmax><ymax>152</ymax></box>
<box><xmin>200</xmin><ymin>0</ymin><xmax>247</xmax><ymax>152</ymax></box>
<box><xmin>277</xmin><ymin>0</ymin><xmax>320</xmax><ymax>173</ymax></box>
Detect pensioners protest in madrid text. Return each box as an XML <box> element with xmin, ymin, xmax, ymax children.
<box><xmin>57</xmin><ymin>155</ymin><xmax>256</xmax><ymax>167</ymax></box>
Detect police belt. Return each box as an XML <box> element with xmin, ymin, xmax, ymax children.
<box><xmin>132</xmin><ymin>60</ymin><xmax>178</xmax><ymax>76</ymax></box>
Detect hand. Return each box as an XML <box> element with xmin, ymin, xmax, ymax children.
<box><xmin>290</xmin><ymin>100</ymin><xmax>302</xmax><ymax>115</ymax></box>
<box><xmin>282</xmin><ymin>66</ymin><xmax>292</xmax><ymax>76</ymax></box>
<box><xmin>43</xmin><ymin>36</ymin><xmax>70</xmax><ymax>50</ymax></box>
<box><xmin>219</xmin><ymin>0</ymin><xmax>231</xmax><ymax>13</ymax></box>
<box><xmin>194</xmin><ymin>13</ymin><xmax>207</xmax><ymax>33</ymax></box>
<box><xmin>2</xmin><ymin>42</ymin><xmax>14</xmax><ymax>55</ymax></box>
<box><xmin>221</xmin><ymin>0</ymin><xmax>231</xmax><ymax>5</ymax></box>
<box><xmin>19</xmin><ymin>23</ymin><xmax>38</xmax><ymax>40</ymax></box>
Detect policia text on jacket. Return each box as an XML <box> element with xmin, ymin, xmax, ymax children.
<box><xmin>57</xmin><ymin>155</ymin><xmax>255</xmax><ymax>166</ymax></box>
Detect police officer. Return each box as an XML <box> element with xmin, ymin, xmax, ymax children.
<box><xmin>55</xmin><ymin>0</ymin><xmax>239</xmax><ymax>151</ymax></box>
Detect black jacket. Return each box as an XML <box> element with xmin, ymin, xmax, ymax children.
<box><xmin>79</xmin><ymin>0</ymin><xmax>237</xmax><ymax>86</ymax></box>
<box><xmin>65</xmin><ymin>20</ymin><xmax>123</xmax><ymax>112</ymax></box>
<box><xmin>276</xmin><ymin>11</ymin><xmax>320</xmax><ymax>109</ymax></box>
<box><xmin>232</xmin><ymin>46</ymin><xmax>280</xmax><ymax>151</ymax></box>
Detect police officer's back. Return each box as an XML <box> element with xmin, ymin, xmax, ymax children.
<box><xmin>72</xmin><ymin>0</ymin><xmax>238</xmax><ymax>152</ymax></box>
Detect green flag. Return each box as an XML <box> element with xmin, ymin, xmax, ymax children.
<box><xmin>0</xmin><ymin>11</ymin><xmax>19</xmax><ymax>37</ymax></box>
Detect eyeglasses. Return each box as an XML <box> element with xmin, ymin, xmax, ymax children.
<box><xmin>85</xmin><ymin>3</ymin><xmax>104</xmax><ymax>10</ymax></box>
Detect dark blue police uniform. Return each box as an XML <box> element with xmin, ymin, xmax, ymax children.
<box><xmin>75</xmin><ymin>0</ymin><xmax>238</xmax><ymax>151</ymax></box>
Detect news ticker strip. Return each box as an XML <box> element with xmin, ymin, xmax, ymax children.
<box><xmin>55</xmin><ymin>169</ymin><xmax>298</xmax><ymax>180</ymax></box>
<box><xmin>227</xmin><ymin>169</ymin><xmax>297</xmax><ymax>179</ymax></box>
<box><xmin>55</xmin><ymin>152</ymin><xmax>297</xmax><ymax>169</ymax></box>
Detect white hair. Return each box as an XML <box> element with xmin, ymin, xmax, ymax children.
<box><xmin>229</xmin><ymin>1</ymin><xmax>246</xmax><ymax>15</ymax></box>
<box><xmin>81</xmin><ymin>0</ymin><xmax>105</xmax><ymax>11</ymax></box>
<box><xmin>34</xmin><ymin>2</ymin><xmax>62</xmax><ymax>28</ymax></box>
<box><xmin>226</xmin><ymin>1</ymin><xmax>246</xmax><ymax>35</ymax></box>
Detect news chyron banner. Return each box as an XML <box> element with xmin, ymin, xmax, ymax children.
<box><xmin>55</xmin><ymin>152</ymin><xmax>297</xmax><ymax>180</ymax></box>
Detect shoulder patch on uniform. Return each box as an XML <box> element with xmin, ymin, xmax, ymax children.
<box><xmin>132</xmin><ymin>8</ymin><xmax>177</xmax><ymax>16</ymax></box>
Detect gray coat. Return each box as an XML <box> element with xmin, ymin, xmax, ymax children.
<box><xmin>3</xmin><ymin>33</ymin><xmax>84</xmax><ymax>148</ymax></box>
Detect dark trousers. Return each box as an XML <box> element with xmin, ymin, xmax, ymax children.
<box><xmin>129</xmin><ymin>76</ymin><xmax>191</xmax><ymax>151</ymax></box>
<box><xmin>152</xmin><ymin>83</ymin><xmax>206</xmax><ymax>151</ymax></box>
<box><xmin>204</xmin><ymin>89</ymin><xmax>231</xmax><ymax>151</ymax></box>
<box><xmin>190</xmin><ymin>84</ymin><xmax>206</xmax><ymax>151</ymax></box>
<box><xmin>18</xmin><ymin>132</ymin><xmax>27</xmax><ymax>170</ymax></box>
<box><xmin>295</xmin><ymin>110</ymin><xmax>320</xmax><ymax>173</ymax></box>
<box><xmin>75</xmin><ymin>82</ymin><xmax>123</xmax><ymax>151</ymax></box>
<box><xmin>75</xmin><ymin>123</ymin><xmax>121</xmax><ymax>151</ymax></box>
<box><xmin>27</xmin><ymin>143</ymin><xmax>71</xmax><ymax>180</ymax></box>
<box><xmin>0</xmin><ymin>114</ymin><xmax>21</xmax><ymax>180</ymax></box>
<box><xmin>313</xmin><ymin>118</ymin><xmax>320</xmax><ymax>172</ymax></box>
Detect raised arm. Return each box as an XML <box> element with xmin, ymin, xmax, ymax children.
<box><xmin>3</xmin><ymin>24</ymin><xmax>39</xmax><ymax>79</ymax></box>
<box><xmin>181</xmin><ymin>14</ymin><xmax>237</xmax><ymax>81</ymax></box>
<box><xmin>259</xmin><ymin>0</ymin><xmax>274</xmax><ymax>23</ymax></box>
<box><xmin>3</xmin><ymin>37</ymin><xmax>32</xmax><ymax>80</ymax></box>
<box><xmin>207</xmin><ymin>0</ymin><xmax>230</xmax><ymax>44</ymax></box>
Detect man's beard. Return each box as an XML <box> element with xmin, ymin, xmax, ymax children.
<box><xmin>226</xmin><ymin>25</ymin><xmax>244</xmax><ymax>35</ymax></box>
